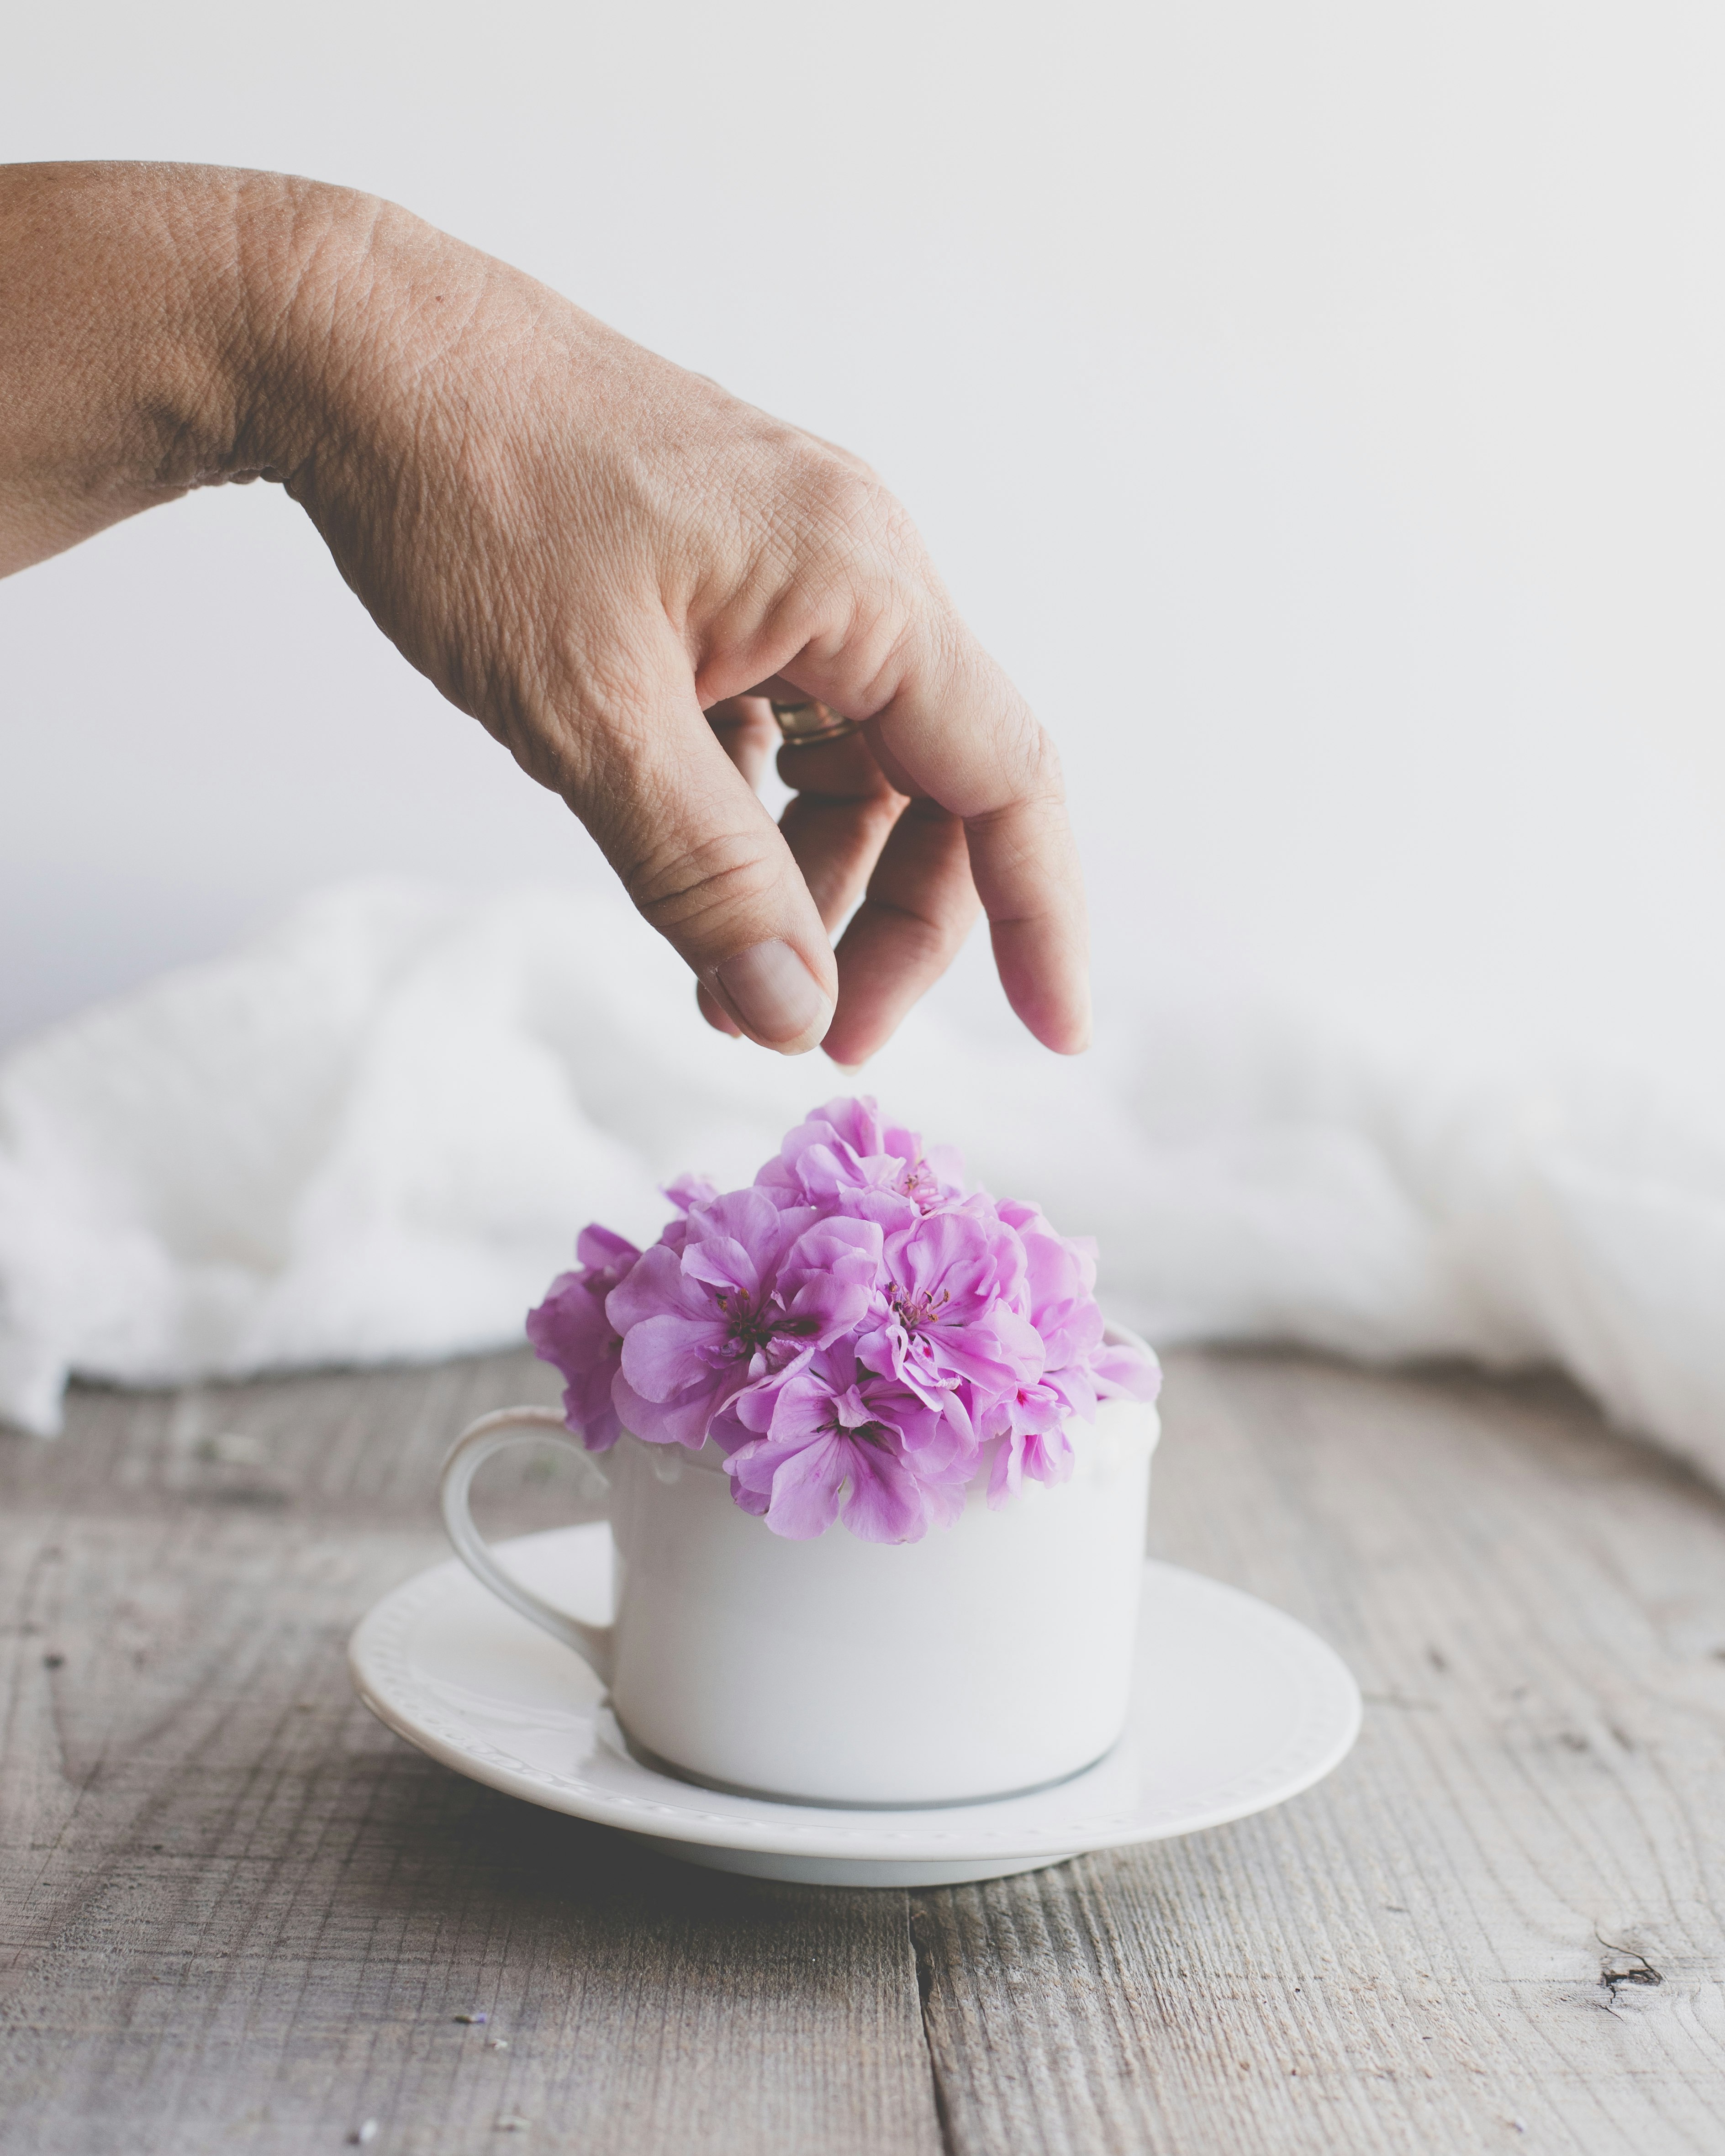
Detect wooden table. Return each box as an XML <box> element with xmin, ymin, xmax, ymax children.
<box><xmin>4</xmin><ymin>1345</ymin><xmax>1724</xmax><ymax>2154</ymax></box>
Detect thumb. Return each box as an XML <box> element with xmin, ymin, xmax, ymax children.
<box><xmin>566</xmin><ymin>657</ymin><xmax>837</xmax><ymax>1054</ymax></box>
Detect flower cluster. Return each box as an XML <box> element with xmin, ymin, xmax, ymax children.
<box><xmin>526</xmin><ymin>1098</ymin><xmax>1160</xmax><ymax>1543</ymax></box>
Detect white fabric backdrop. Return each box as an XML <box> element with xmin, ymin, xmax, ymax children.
<box><xmin>3</xmin><ymin>4</ymin><xmax>1723</xmax><ymax>1464</ymax></box>
<box><xmin>5</xmin><ymin>881</ymin><xmax>1722</xmax><ymax>1496</ymax></box>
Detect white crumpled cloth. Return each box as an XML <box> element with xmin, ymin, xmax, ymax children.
<box><xmin>3</xmin><ymin>880</ymin><xmax>1723</xmax><ymax>1492</ymax></box>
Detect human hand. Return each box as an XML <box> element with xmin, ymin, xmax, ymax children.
<box><xmin>0</xmin><ymin>166</ymin><xmax>1089</xmax><ymax>1063</ymax></box>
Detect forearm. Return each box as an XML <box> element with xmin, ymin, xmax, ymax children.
<box><xmin>0</xmin><ymin>161</ymin><xmax>374</xmax><ymax>576</ymax></box>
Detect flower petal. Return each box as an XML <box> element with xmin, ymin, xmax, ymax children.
<box><xmin>612</xmin><ymin>1370</ymin><xmax>715</xmax><ymax>1449</ymax></box>
<box><xmin>619</xmin><ymin>1313</ymin><xmax>729</xmax><ymax>1402</ymax></box>
<box><xmin>840</xmin><ymin>1441</ymin><xmax>930</xmax><ymax>1544</ymax></box>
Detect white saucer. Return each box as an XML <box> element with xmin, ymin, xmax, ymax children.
<box><xmin>349</xmin><ymin>1525</ymin><xmax>1361</xmax><ymax>1887</ymax></box>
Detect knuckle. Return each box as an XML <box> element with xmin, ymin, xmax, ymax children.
<box><xmin>781</xmin><ymin>449</ymin><xmax>906</xmax><ymax>565</ymax></box>
<box><xmin>1020</xmin><ymin>722</ymin><xmax>1066</xmax><ymax>801</ymax></box>
<box><xmin>819</xmin><ymin>463</ymin><xmax>894</xmax><ymax>539</ymax></box>
<box><xmin>981</xmin><ymin>698</ymin><xmax>1064</xmax><ymax>806</ymax></box>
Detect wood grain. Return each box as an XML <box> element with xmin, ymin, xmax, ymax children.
<box><xmin>0</xmin><ymin>1352</ymin><xmax>942</xmax><ymax>2156</ymax></box>
<box><xmin>4</xmin><ymin>1345</ymin><xmax>1723</xmax><ymax>2153</ymax></box>
<box><xmin>914</xmin><ymin>1352</ymin><xmax>1725</xmax><ymax>2155</ymax></box>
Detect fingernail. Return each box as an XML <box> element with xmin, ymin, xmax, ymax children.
<box><xmin>713</xmin><ymin>941</ymin><xmax>833</xmax><ymax>1051</ymax></box>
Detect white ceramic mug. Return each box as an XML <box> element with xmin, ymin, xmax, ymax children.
<box><xmin>439</xmin><ymin>1351</ymin><xmax>1160</xmax><ymax>1808</ymax></box>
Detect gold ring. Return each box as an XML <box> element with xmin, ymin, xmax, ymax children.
<box><xmin>770</xmin><ymin>699</ymin><xmax>862</xmax><ymax>747</ymax></box>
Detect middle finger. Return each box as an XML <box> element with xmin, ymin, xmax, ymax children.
<box><xmin>776</xmin><ymin>726</ymin><xmax>909</xmax><ymax>933</ymax></box>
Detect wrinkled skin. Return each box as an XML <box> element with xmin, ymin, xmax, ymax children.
<box><xmin>0</xmin><ymin>162</ymin><xmax>1091</xmax><ymax>1066</ymax></box>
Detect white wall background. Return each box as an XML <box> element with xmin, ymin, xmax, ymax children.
<box><xmin>4</xmin><ymin>0</ymin><xmax>1724</xmax><ymax>1075</ymax></box>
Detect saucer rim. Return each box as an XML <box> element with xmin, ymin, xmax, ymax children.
<box><xmin>348</xmin><ymin>1524</ymin><xmax>1361</xmax><ymax>1863</ymax></box>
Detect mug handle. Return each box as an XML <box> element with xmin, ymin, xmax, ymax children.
<box><xmin>438</xmin><ymin>1406</ymin><xmax>615</xmax><ymax>1685</ymax></box>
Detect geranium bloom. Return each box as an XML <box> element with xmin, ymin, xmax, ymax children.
<box><xmin>657</xmin><ymin>1170</ymin><xmax>720</xmax><ymax>1252</ymax></box>
<box><xmin>1002</xmin><ymin>1198</ymin><xmax>1103</xmax><ymax>1364</ymax></box>
<box><xmin>978</xmin><ymin>1200</ymin><xmax>1161</xmax><ymax>1501</ymax></box>
<box><xmin>526</xmin><ymin>1096</ymin><xmax>1161</xmax><ymax>1536</ymax></box>
<box><xmin>606</xmin><ymin>1189</ymin><xmax>882</xmax><ymax>1448</ymax></box>
<box><xmin>758</xmin><ymin>1096</ymin><xmax>966</xmax><ymax>1223</ymax></box>
<box><xmin>524</xmin><ymin>1224</ymin><xmax>641</xmax><ymax>1451</ymax></box>
<box><xmin>724</xmin><ymin>1341</ymin><xmax>975</xmax><ymax>1541</ymax></box>
<box><xmin>981</xmin><ymin>1363</ymin><xmax>1096</xmax><ymax>1502</ymax></box>
<box><xmin>1092</xmin><ymin>1338</ymin><xmax>1164</xmax><ymax>1403</ymax></box>
<box><xmin>859</xmin><ymin>1205</ymin><xmax>1045</xmax><ymax>1409</ymax></box>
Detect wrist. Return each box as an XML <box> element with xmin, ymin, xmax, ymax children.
<box><xmin>218</xmin><ymin>173</ymin><xmax>392</xmax><ymax>487</ymax></box>
<box><xmin>0</xmin><ymin>164</ymin><xmax>389</xmax><ymax>568</ymax></box>
<box><xmin>229</xmin><ymin>181</ymin><xmax>490</xmax><ymax>541</ymax></box>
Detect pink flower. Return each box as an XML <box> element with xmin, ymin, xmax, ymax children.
<box><xmin>1002</xmin><ymin>1198</ymin><xmax>1103</xmax><ymax>1369</ymax></box>
<box><xmin>981</xmin><ymin>1364</ymin><xmax>1093</xmax><ymax>1503</ymax></box>
<box><xmin>525</xmin><ymin>1224</ymin><xmax>641</xmax><ymax>1451</ymax></box>
<box><xmin>606</xmin><ymin>1189</ymin><xmax>882</xmax><ymax>1448</ymax></box>
<box><xmin>525</xmin><ymin>1096</ymin><xmax>1160</xmax><ymax>1535</ymax></box>
<box><xmin>724</xmin><ymin>1341</ymin><xmax>975</xmax><ymax>1542</ymax></box>
<box><xmin>858</xmin><ymin>1204</ymin><xmax>1045</xmax><ymax>1409</ymax></box>
<box><xmin>1092</xmin><ymin>1337</ymin><xmax>1163</xmax><ymax>1404</ymax></box>
<box><xmin>657</xmin><ymin>1171</ymin><xmax>719</xmax><ymax>1252</ymax></box>
<box><xmin>978</xmin><ymin>1200</ymin><xmax>1160</xmax><ymax>1496</ymax></box>
<box><xmin>757</xmin><ymin>1095</ymin><xmax>967</xmax><ymax>1224</ymax></box>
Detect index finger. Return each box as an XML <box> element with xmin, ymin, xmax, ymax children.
<box><xmin>864</xmin><ymin>626</ymin><xmax>1091</xmax><ymax>1054</ymax></box>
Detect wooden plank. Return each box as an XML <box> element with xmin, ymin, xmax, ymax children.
<box><xmin>913</xmin><ymin>1350</ymin><xmax>1725</xmax><ymax>2155</ymax></box>
<box><xmin>8</xmin><ymin>1342</ymin><xmax>1725</xmax><ymax>2155</ymax></box>
<box><xmin>0</xmin><ymin>1351</ymin><xmax>944</xmax><ymax>2156</ymax></box>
